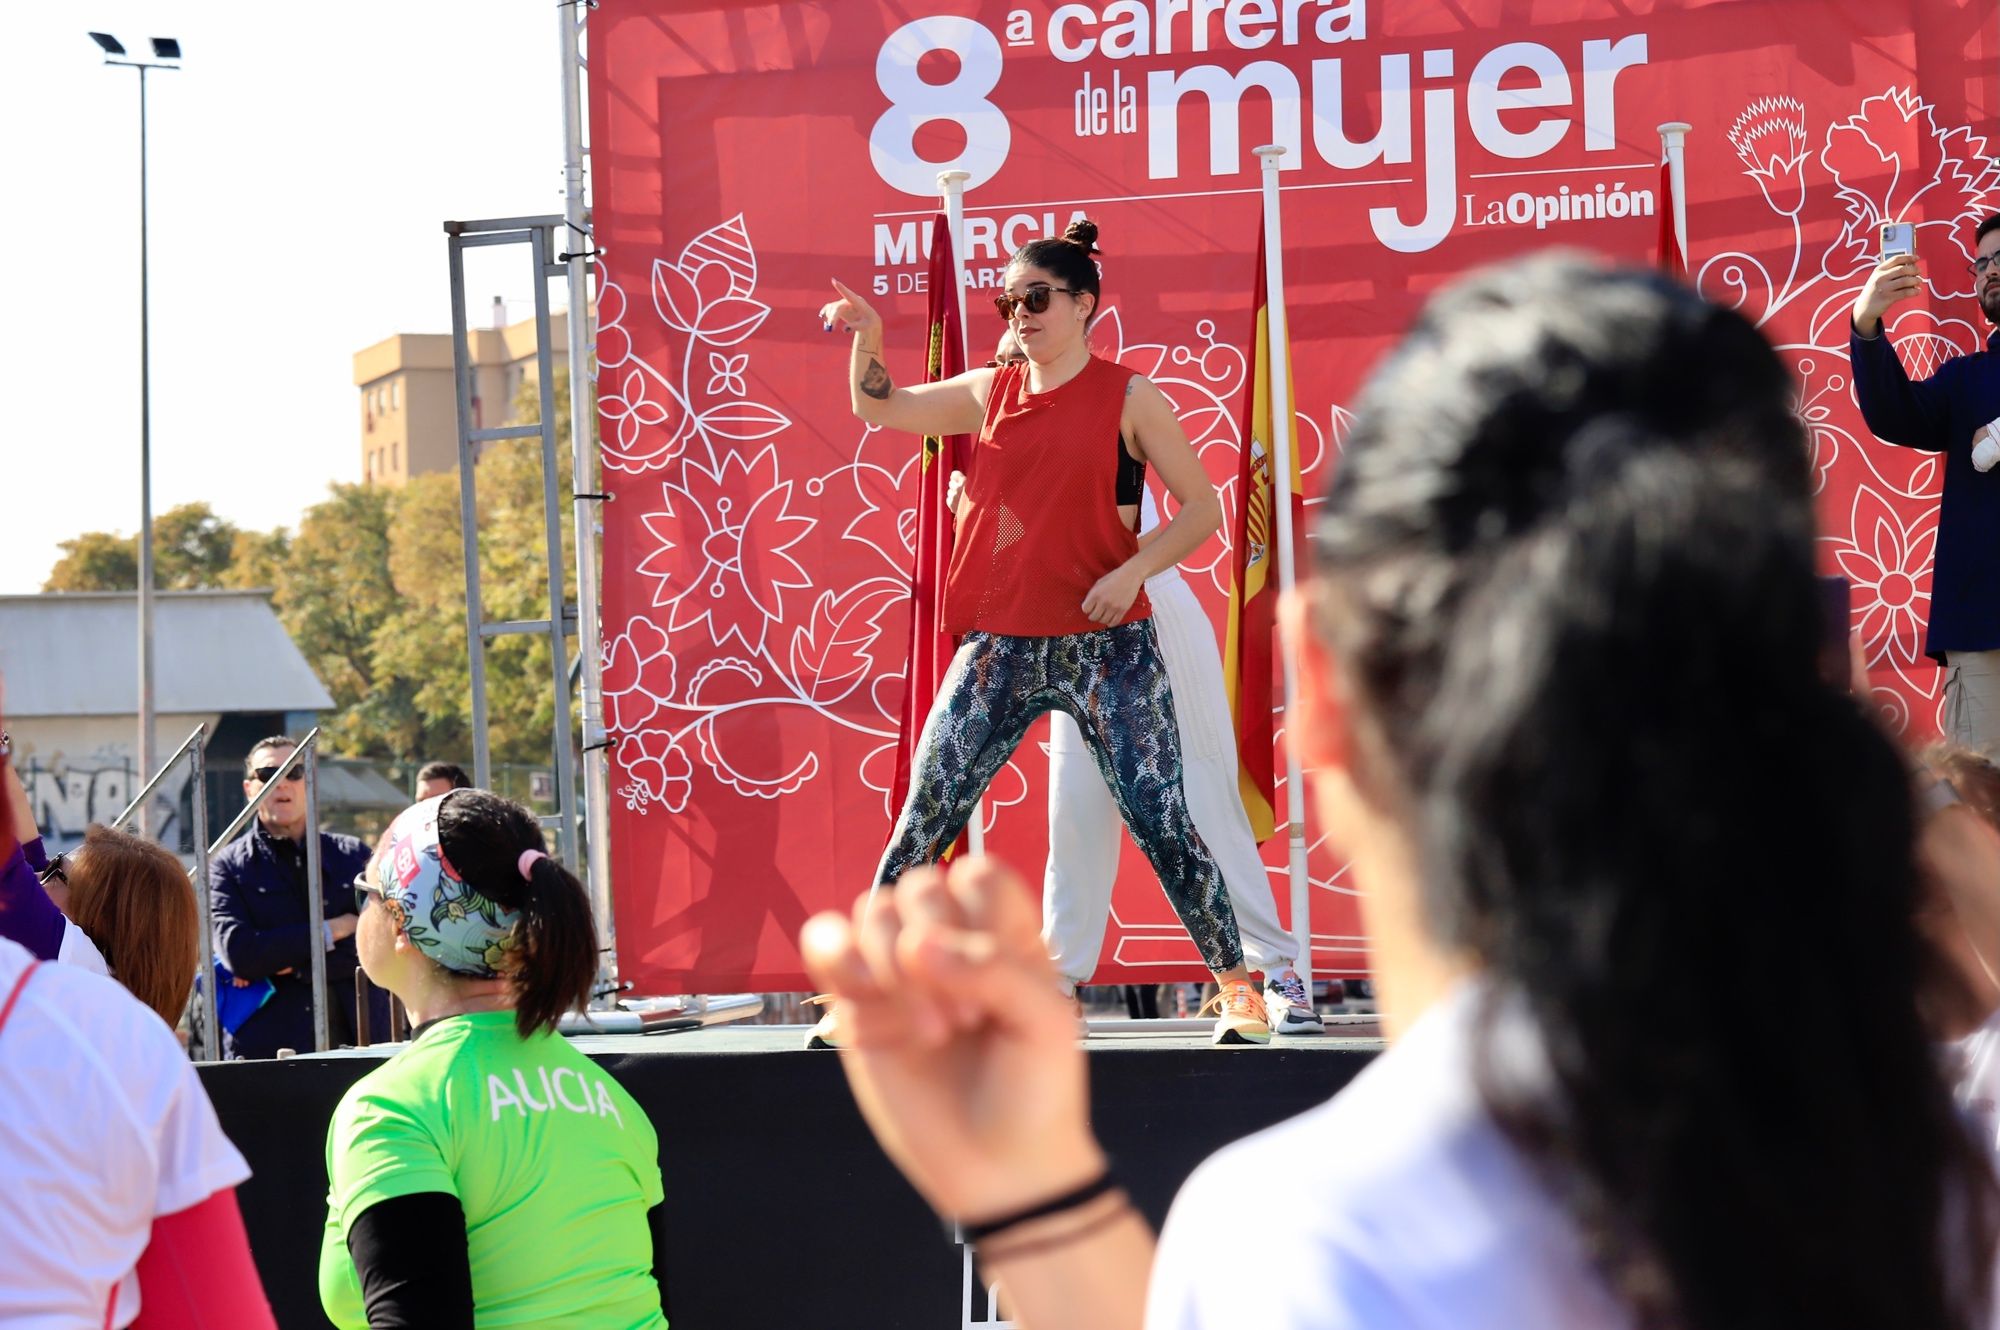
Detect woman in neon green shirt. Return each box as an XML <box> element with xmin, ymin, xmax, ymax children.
<box><xmin>319</xmin><ymin>789</ymin><xmax>667</xmax><ymax>1329</ymax></box>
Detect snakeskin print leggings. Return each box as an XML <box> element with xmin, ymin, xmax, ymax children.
<box><xmin>876</xmin><ymin>619</ymin><xmax>1244</xmax><ymax>973</ymax></box>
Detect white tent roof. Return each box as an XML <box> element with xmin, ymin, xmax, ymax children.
<box><xmin>0</xmin><ymin>590</ymin><xmax>334</xmax><ymax>717</ymax></box>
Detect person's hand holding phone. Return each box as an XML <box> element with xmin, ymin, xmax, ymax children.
<box><xmin>1853</xmin><ymin>252</ymin><xmax>1922</xmax><ymax>337</ymax></box>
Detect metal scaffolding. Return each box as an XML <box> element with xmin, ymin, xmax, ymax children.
<box><xmin>444</xmin><ymin>217</ymin><xmax>583</xmax><ymax>878</ymax></box>
<box><xmin>435</xmin><ymin>0</ymin><xmax>615</xmax><ymax>990</ymax></box>
<box><xmin>557</xmin><ymin>0</ymin><xmax>616</xmax><ymax>988</ymax></box>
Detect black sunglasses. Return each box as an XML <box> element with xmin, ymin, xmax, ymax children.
<box><xmin>251</xmin><ymin>763</ymin><xmax>305</xmax><ymax>784</ymax></box>
<box><xmin>992</xmin><ymin>284</ymin><xmax>1080</xmax><ymax>322</ymax></box>
<box><xmin>36</xmin><ymin>853</ymin><xmax>68</xmax><ymax>887</ymax></box>
<box><xmin>353</xmin><ymin>870</ymin><xmax>382</xmax><ymax>914</ymax></box>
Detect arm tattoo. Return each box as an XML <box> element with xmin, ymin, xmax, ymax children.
<box><xmin>860</xmin><ymin>358</ymin><xmax>893</xmax><ymax>401</ymax></box>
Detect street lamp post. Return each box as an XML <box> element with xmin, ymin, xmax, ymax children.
<box><xmin>90</xmin><ymin>32</ymin><xmax>180</xmax><ymax>836</ymax></box>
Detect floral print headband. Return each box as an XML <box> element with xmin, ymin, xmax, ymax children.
<box><xmin>372</xmin><ymin>794</ymin><xmax>522</xmax><ymax>978</ymax></box>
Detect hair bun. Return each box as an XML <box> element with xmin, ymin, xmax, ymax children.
<box><xmin>1062</xmin><ymin>219</ymin><xmax>1101</xmax><ymax>255</ymax></box>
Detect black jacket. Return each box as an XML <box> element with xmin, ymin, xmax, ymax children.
<box><xmin>210</xmin><ymin>821</ymin><xmax>375</xmax><ymax>1059</ymax></box>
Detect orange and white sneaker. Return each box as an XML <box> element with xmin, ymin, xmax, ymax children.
<box><xmin>1201</xmin><ymin>980</ymin><xmax>1271</xmax><ymax>1046</ymax></box>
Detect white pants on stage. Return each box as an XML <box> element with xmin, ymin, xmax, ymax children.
<box><xmin>1945</xmin><ymin>650</ymin><xmax>2000</xmax><ymax>758</ymax></box>
<box><xmin>1042</xmin><ymin>569</ymin><xmax>1296</xmax><ymax>984</ymax></box>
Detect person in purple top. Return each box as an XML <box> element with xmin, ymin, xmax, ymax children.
<box><xmin>1850</xmin><ymin>212</ymin><xmax>2000</xmax><ymax>753</ymax></box>
<box><xmin>0</xmin><ymin>731</ymin><xmax>109</xmax><ymax>974</ymax></box>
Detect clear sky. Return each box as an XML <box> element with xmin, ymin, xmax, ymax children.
<box><xmin>2</xmin><ymin>2</ymin><xmax>572</xmax><ymax>591</ymax></box>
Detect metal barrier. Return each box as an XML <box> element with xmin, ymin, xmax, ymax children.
<box><xmin>118</xmin><ymin>726</ymin><xmax>334</xmax><ymax>1057</ymax></box>
<box><xmin>208</xmin><ymin>728</ymin><xmax>327</xmax><ymax>1053</ymax></box>
<box><xmin>111</xmin><ymin>724</ymin><xmax>217</xmax><ymax>1059</ymax></box>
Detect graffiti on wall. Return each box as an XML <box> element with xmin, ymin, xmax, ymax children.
<box><xmin>16</xmin><ymin>754</ymin><xmax>188</xmax><ymax>854</ymax></box>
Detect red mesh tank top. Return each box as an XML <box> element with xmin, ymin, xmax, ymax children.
<box><xmin>943</xmin><ymin>354</ymin><xmax>1152</xmax><ymax>636</ymax></box>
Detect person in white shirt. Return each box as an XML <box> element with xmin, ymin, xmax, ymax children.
<box><xmin>1914</xmin><ymin>746</ymin><xmax>2000</xmax><ymax>1152</ymax></box>
<box><xmin>799</xmin><ymin>256</ymin><xmax>1999</xmax><ymax>1330</ymax></box>
<box><xmin>0</xmin><ymin>933</ymin><xmax>275</xmax><ymax>1327</ymax></box>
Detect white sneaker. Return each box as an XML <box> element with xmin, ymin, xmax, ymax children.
<box><xmin>1263</xmin><ymin>968</ymin><xmax>1324</xmax><ymax>1036</ymax></box>
<box><xmin>803</xmin><ymin>997</ymin><xmax>841</xmax><ymax>1049</ymax></box>
<box><xmin>1058</xmin><ymin>979</ymin><xmax>1087</xmax><ymax>1035</ymax></box>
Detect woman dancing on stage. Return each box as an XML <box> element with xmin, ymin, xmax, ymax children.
<box><xmin>964</xmin><ymin>328</ymin><xmax>1322</xmax><ymax>1034</ymax></box>
<box><xmin>817</xmin><ymin>220</ymin><xmax>1267</xmax><ymax>1044</ymax></box>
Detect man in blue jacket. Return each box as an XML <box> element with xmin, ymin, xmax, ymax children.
<box><xmin>210</xmin><ymin>736</ymin><xmax>373</xmax><ymax>1058</ymax></box>
<box><xmin>1850</xmin><ymin>213</ymin><xmax>2000</xmax><ymax>753</ymax></box>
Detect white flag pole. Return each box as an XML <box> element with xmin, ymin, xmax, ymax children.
<box><xmin>1254</xmin><ymin>144</ymin><xmax>1312</xmax><ymax>988</ymax></box>
<box><xmin>1658</xmin><ymin>122</ymin><xmax>1692</xmax><ymax>262</ymax></box>
<box><xmin>937</xmin><ymin>169</ymin><xmax>985</xmax><ymax>856</ymax></box>
<box><xmin>938</xmin><ymin>170</ymin><xmax>973</xmax><ymax>365</ymax></box>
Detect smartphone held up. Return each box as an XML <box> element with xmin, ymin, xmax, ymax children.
<box><xmin>1880</xmin><ymin>221</ymin><xmax>1916</xmax><ymax>260</ymax></box>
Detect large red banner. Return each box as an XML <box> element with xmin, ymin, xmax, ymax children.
<box><xmin>590</xmin><ymin>0</ymin><xmax>1998</xmax><ymax>992</ymax></box>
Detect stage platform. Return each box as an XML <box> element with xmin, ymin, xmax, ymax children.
<box><xmin>200</xmin><ymin>1021</ymin><xmax>1382</xmax><ymax>1329</ymax></box>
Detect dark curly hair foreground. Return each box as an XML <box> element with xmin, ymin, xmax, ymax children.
<box><xmin>1311</xmin><ymin>254</ymin><xmax>1997</xmax><ymax>1330</ymax></box>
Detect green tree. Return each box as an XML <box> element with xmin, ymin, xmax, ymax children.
<box><xmin>221</xmin><ymin>528</ymin><xmax>293</xmax><ymax>590</ymax></box>
<box><xmin>371</xmin><ymin>469</ymin><xmax>472</xmax><ymax>763</ymax></box>
<box><xmin>475</xmin><ymin>371</ymin><xmax>581</xmax><ymax>766</ymax></box>
<box><xmin>46</xmin><ymin>503</ymin><xmax>263</xmax><ymax>592</ymax></box>
<box><xmin>42</xmin><ymin>368</ymin><xmax>599</xmax><ymax>778</ymax></box>
<box><xmin>154</xmin><ymin>503</ymin><xmax>241</xmax><ymax>589</ymax></box>
<box><xmin>274</xmin><ymin>484</ymin><xmax>401</xmax><ymax>757</ymax></box>
<box><xmin>44</xmin><ymin>531</ymin><xmax>137</xmax><ymax>591</ymax></box>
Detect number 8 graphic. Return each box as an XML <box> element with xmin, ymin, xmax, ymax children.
<box><xmin>870</xmin><ymin>17</ymin><xmax>1011</xmax><ymax>197</ymax></box>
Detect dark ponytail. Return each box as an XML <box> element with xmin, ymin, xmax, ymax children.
<box><xmin>437</xmin><ymin>790</ymin><xmax>597</xmax><ymax>1038</ymax></box>
<box><xmin>1313</xmin><ymin>254</ymin><xmax>1997</xmax><ymax>1329</ymax></box>
<box><xmin>1010</xmin><ymin>218</ymin><xmax>1102</xmax><ymax>323</ymax></box>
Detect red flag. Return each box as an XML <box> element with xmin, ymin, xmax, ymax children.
<box><xmin>889</xmin><ymin>216</ymin><xmax>967</xmax><ymax>824</ymax></box>
<box><xmin>1658</xmin><ymin>156</ymin><xmax>1688</xmax><ymax>277</ymax></box>
<box><xmin>1222</xmin><ymin>232</ymin><xmax>1302</xmax><ymax>843</ymax></box>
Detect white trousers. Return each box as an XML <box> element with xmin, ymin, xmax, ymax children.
<box><xmin>1042</xmin><ymin>572</ymin><xmax>1296</xmax><ymax>983</ymax></box>
<box><xmin>1945</xmin><ymin>650</ymin><xmax>2000</xmax><ymax>758</ymax></box>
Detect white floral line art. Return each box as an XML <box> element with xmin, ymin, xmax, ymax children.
<box><xmin>596</xmin><ymin>214</ymin><xmax>1348</xmax><ymax>886</ymax></box>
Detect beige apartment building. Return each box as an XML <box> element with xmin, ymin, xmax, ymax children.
<box><xmin>353</xmin><ymin>300</ymin><xmax>573</xmax><ymax>487</ymax></box>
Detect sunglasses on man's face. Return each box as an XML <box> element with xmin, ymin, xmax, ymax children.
<box><xmin>353</xmin><ymin>872</ymin><xmax>383</xmax><ymax>914</ymax></box>
<box><xmin>992</xmin><ymin>284</ymin><xmax>1079</xmax><ymax>322</ymax></box>
<box><xmin>251</xmin><ymin>763</ymin><xmax>305</xmax><ymax>785</ymax></box>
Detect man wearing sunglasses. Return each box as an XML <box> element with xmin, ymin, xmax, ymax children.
<box><xmin>208</xmin><ymin>736</ymin><xmax>376</xmax><ymax>1057</ymax></box>
<box><xmin>1852</xmin><ymin>213</ymin><xmax>2000</xmax><ymax>755</ymax></box>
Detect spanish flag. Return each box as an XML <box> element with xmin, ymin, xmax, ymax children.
<box><xmin>1222</xmin><ymin>232</ymin><xmax>1302</xmax><ymax>844</ymax></box>
<box><xmin>889</xmin><ymin>214</ymin><xmax>967</xmax><ymax>823</ymax></box>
